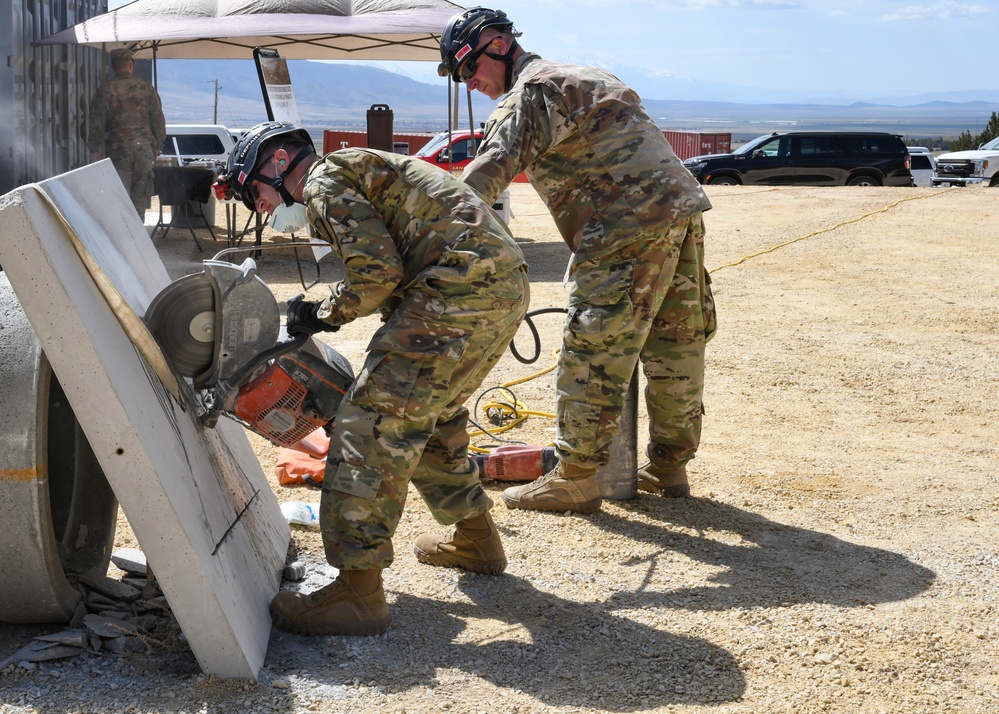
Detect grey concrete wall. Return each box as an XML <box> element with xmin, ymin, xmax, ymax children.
<box><xmin>0</xmin><ymin>160</ymin><xmax>290</xmax><ymax>679</ymax></box>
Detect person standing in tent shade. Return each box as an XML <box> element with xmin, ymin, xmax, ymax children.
<box><xmin>88</xmin><ymin>48</ymin><xmax>166</xmax><ymax>217</ymax></box>
<box><xmin>439</xmin><ymin>7</ymin><xmax>717</xmax><ymax>512</ymax></box>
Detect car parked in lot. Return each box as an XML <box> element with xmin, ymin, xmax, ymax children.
<box><xmin>683</xmin><ymin>131</ymin><xmax>912</xmax><ymax>187</ymax></box>
<box><xmin>907</xmin><ymin>146</ymin><xmax>937</xmax><ymax>188</ymax></box>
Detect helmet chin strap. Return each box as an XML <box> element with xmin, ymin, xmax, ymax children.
<box><xmin>257</xmin><ymin>148</ymin><xmax>313</xmax><ymax>207</ymax></box>
<box><xmin>483</xmin><ymin>38</ymin><xmax>519</xmax><ymax>94</ymax></box>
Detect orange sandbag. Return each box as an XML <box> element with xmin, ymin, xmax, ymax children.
<box><xmin>274</xmin><ymin>427</ymin><xmax>329</xmax><ymax>486</ymax></box>
<box><xmin>274</xmin><ymin>449</ymin><xmax>326</xmax><ymax>486</ymax></box>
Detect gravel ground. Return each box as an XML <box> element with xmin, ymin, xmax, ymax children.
<box><xmin>2</xmin><ymin>182</ymin><xmax>998</xmax><ymax>713</ymax></box>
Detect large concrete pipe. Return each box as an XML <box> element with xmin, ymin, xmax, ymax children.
<box><xmin>0</xmin><ymin>274</ymin><xmax>118</xmax><ymax>623</ymax></box>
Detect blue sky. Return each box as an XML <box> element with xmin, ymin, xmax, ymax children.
<box><xmin>367</xmin><ymin>0</ymin><xmax>998</xmax><ymax>103</ymax></box>
<box><xmin>106</xmin><ymin>0</ymin><xmax>997</xmax><ymax>104</ymax></box>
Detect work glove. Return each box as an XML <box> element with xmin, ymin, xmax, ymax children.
<box><xmin>286</xmin><ymin>300</ymin><xmax>339</xmax><ymax>336</ymax></box>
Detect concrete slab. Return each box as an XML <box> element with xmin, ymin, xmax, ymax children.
<box><xmin>0</xmin><ymin>161</ymin><xmax>290</xmax><ymax>679</ymax></box>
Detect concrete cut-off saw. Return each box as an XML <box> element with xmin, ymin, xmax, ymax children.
<box><xmin>145</xmin><ymin>257</ymin><xmax>353</xmax><ymax>458</ymax></box>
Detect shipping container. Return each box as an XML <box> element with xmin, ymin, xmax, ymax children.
<box><xmin>330</xmin><ymin>128</ymin><xmax>725</xmax><ymax>163</ymax></box>
<box><xmin>1</xmin><ymin>0</ymin><xmax>107</xmax><ymax>196</ymax></box>
<box><xmin>324</xmin><ymin>128</ymin><xmax>537</xmax><ymax>182</ymax></box>
<box><xmin>662</xmin><ymin>131</ymin><xmax>732</xmax><ymax>161</ymax></box>
<box><xmin>322</xmin><ymin>130</ymin><xmax>438</xmax><ymax>157</ymax></box>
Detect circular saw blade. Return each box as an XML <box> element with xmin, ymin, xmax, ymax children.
<box><xmin>145</xmin><ymin>273</ymin><xmax>217</xmax><ymax>378</ymax></box>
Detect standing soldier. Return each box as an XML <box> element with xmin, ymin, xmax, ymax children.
<box><xmin>88</xmin><ymin>48</ymin><xmax>166</xmax><ymax>217</ymax></box>
<box><xmin>439</xmin><ymin>8</ymin><xmax>717</xmax><ymax>512</ymax></box>
<box><xmin>212</xmin><ymin>122</ymin><xmax>529</xmax><ymax>636</ymax></box>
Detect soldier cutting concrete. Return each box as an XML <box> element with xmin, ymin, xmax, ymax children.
<box><xmin>213</xmin><ymin>122</ymin><xmax>529</xmax><ymax>636</ymax></box>
<box><xmin>88</xmin><ymin>48</ymin><xmax>166</xmax><ymax>217</ymax></box>
<box><xmin>439</xmin><ymin>7</ymin><xmax>717</xmax><ymax>512</ymax></box>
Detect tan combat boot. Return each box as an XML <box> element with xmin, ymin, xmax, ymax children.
<box><xmin>413</xmin><ymin>509</ymin><xmax>507</xmax><ymax>575</ymax></box>
<box><xmin>501</xmin><ymin>462</ymin><xmax>602</xmax><ymax>513</ymax></box>
<box><xmin>270</xmin><ymin>568</ymin><xmax>389</xmax><ymax>636</ymax></box>
<box><xmin>636</xmin><ymin>444</ymin><xmax>691</xmax><ymax>498</ymax></box>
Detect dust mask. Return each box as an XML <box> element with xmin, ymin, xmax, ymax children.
<box><xmin>269</xmin><ymin>202</ymin><xmax>309</xmax><ymax>233</ymax></box>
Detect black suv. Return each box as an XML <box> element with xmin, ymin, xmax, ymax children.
<box><xmin>683</xmin><ymin>131</ymin><xmax>912</xmax><ymax>187</ymax></box>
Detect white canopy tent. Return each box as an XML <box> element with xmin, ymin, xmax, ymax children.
<box><xmin>36</xmin><ymin>0</ymin><xmax>465</xmax><ymax>61</ymax></box>
<box><xmin>36</xmin><ymin>0</ymin><xmax>480</xmax><ymax>183</ymax></box>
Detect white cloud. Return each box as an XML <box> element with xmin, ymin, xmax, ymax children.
<box><xmin>606</xmin><ymin>0</ymin><xmax>739</xmax><ymax>8</ymax></box>
<box><xmin>557</xmin><ymin>0</ymin><xmax>803</xmax><ymax>9</ymax></box>
<box><xmin>749</xmin><ymin>0</ymin><xmax>804</xmax><ymax>8</ymax></box>
<box><xmin>644</xmin><ymin>68</ymin><xmax>692</xmax><ymax>80</ymax></box>
<box><xmin>880</xmin><ymin>1</ymin><xmax>991</xmax><ymax>21</ymax></box>
<box><xmin>553</xmin><ymin>32</ymin><xmax>580</xmax><ymax>47</ymax></box>
<box><xmin>650</xmin><ymin>0</ymin><xmax>804</xmax><ymax>7</ymax></box>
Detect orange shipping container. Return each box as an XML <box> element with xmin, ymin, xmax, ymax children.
<box><xmin>322</xmin><ymin>130</ymin><xmax>438</xmax><ymax>156</ymax></box>
<box><xmin>661</xmin><ymin>131</ymin><xmax>731</xmax><ymax>161</ymax></box>
<box><xmin>324</xmin><ymin>129</ymin><xmax>729</xmax><ymax>163</ymax></box>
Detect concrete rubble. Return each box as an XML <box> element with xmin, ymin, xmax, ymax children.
<box><xmin>0</xmin><ymin>551</ymin><xmax>178</xmax><ymax>672</ymax></box>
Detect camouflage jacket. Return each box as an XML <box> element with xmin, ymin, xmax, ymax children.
<box><xmin>462</xmin><ymin>54</ymin><xmax>712</xmax><ymax>261</ymax></box>
<box><xmin>303</xmin><ymin>148</ymin><xmax>526</xmax><ymax>327</ymax></box>
<box><xmin>88</xmin><ymin>75</ymin><xmax>166</xmax><ymax>154</ymax></box>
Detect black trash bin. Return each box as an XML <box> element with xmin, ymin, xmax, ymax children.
<box><xmin>367</xmin><ymin>104</ymin><xmax>394</xmax><ymax>151</ymax></box>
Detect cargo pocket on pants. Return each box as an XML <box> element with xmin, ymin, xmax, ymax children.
<box><xmin>363</xmin><ymin>314</ymin><xmax>472</xmax><ymax>421</ymax></box>
<box><xmin>330</xmin><ymin>460</ymin><xmax>383</xmax><ymax>501</ymax></box>
<box><xmin>561</xmin><ymin>397</ymin><xmax>603</xmax><ymax>446</ymax></box>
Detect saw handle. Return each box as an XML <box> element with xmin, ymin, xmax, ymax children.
<box><xmin>220</xmin><ymin>333</ymin><xmax>310</xmax><ymax>393</ymax></box>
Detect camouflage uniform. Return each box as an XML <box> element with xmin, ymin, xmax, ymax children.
<box><xmin>303</xmin><ymin>148</ymin><xmax>529</xmax><ymax>571</ymax></box>
<box><xmin>462</xmin><ymin>54</ymin><xmax>716</xmax><ymax>472</ymax></box>
<box><xmin>88</xmin><ymin>73</ymin><xmax>166</xmax><ymax>214</ymax></box>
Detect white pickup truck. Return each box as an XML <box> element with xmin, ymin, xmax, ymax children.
<box><xmin>160</xmin><ymin>124</ymin><xmax>237</xmax><ymax>167</ymax></box>
<box><xmin>932</xmin><ymin>136</ymin><xmax>999</xmax><ymax>187</ymax></box>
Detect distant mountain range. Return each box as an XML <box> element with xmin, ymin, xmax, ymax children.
<box><xmin>154</xmin><ymin>60</ymin><xmax>999</xmax><ymax>140</ymax></box>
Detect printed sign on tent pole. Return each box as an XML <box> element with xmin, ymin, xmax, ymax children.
<box><xmin>253</xmin><ymin>47</ymin><xmax>301</xmax><ymax>125</ymax></box>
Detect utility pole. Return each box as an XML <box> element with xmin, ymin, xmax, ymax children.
<box><xmin>209</xmin><ymin>80</ymin><xmax>220</xmax><ymax>124</ymax></box>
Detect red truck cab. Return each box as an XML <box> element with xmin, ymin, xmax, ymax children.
<box><xmin>413</xmin><ymin>130</ymin><xmax>528</xmax><ymax>183</ymax></box>
<box><xmin>413</xmin><ymin>129</ymin><xmax>515</xmax><ymax>221</ymax></box>
<box><xmin>413</xmin><ymin>129</ymin><xmax>483</xmax><ymax>174</ymax></box>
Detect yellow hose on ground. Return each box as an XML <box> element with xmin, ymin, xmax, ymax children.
<box><xmin>712</xmin><ymin>188</ymin><xmax>958</xmax><ymax>272</ymax></box>
<box><xmin>470</xmin><ymin>350</ymin><xmax>560</xmax><ymax>450</ymax></box>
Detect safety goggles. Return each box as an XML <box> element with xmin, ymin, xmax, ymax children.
<box><xmin>245</xmin><ymin>176</ymin><xmax>262</xmax><ymax>207</ymax></box>
<box><xmin>457</xmin><ymin>43</ymin><xmax>491</xmax><ymax>82</ymax></box>
<box><xmin>242</xmin><ymin>153</ymin><xmax>282</xmax><ymax>207</ymax></box>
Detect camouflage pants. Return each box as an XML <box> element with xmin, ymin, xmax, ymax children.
<box><xmin>556</xmin><ymin>212</ymin><xmax>716</xmax><ymax>470</ymax></box>
<box><xmin>320</xmin><ymin>266</ymin><xmax>529</xmax><ymax>571</ymax></box>
<box><xmin>107</xmin><ymin>141</ymin><xmax>156</xmax><ymax>215</ymax></box>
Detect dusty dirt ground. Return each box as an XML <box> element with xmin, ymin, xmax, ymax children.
<box><xmin>2</xmin><ymin>182</ymin><xmax>999</xmax><ymax>713</ymax></box>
